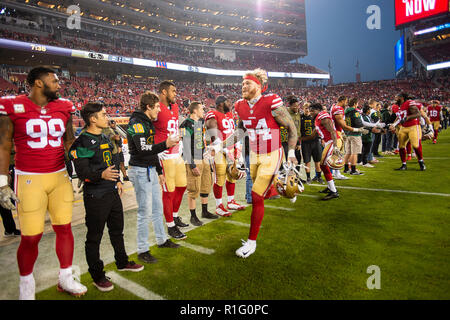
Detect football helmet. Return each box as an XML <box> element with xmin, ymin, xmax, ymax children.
<box><xmin>422</xmin><ymin>125</ymin><xmax>434</xmax><ymax>140</ymax></box>
<box><xmin>226</xmin><ymin>160</ymin><xmax>246</xmax><ymax>180</ymax></box>
<box><xmin>275</xmin><ymin>162</ymin><xmax>304</xmax><ymax>202</ymax></box>
<box><xmin>326</xmin><ymin>148</ymin><xmax>345</xmax><ymax>170</ymax></box>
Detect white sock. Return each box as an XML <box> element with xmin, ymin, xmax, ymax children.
<box><xmin>246</xmin><ymin>239</ymin><xmax>256</xmax><ymax>247</ymax></box>
<box><xmin>227</xmin><ymin>195</ymin><xmax>234</xmax><ymax>202</ymax></box>
<box><xmin>59</xmin><ymin>266</ymin><xmax>72</xmax><ymax>278</ymax></box>
<box><xmin>327</xmin><ymin>180</ymin><xmax>337</xmax><ymax>193</ymax></box>
<box><xmin>20</xmin><ymin>273</ymin><xmax>34</xmax><ymax>283</ymax></box>
<box><xmin>167</xmin><ymin>221</ymin><xmax>175</xmax><ymax>227</ymax></box>
<box><xmin>215</xmin><ymin>198</ymin><xmax>222</xmax><ymax>207</ymax></box>
<box><xmin>173</xmin><ymin>212</ymin><xmax>178</xmax><ymax>218</ymax></box>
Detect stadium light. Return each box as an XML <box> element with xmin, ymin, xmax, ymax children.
<box><xmin>426</xmin><ymin>61</ymin><xmax>450</xmax><ymax>71</ymax></box>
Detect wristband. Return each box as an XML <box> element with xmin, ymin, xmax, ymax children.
<box><xmin>288</xmin><ymin>149</ymin><xmax>295</xmax><ymax>159</ymax></box>
<box><xmin>0</xmin><ymin>174</ymin><xmax>7</xmax><ymax>188</ymax></box>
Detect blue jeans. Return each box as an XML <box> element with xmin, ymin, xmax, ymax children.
<box><xmin>128</xmin><ymin>166</ymin><xmax>167</xmax><ymax>253</ymax></box>
<box><xmin>245</xmin><ymin>154</ymin><xmax>253</xmax><ymax>203</ymax></box>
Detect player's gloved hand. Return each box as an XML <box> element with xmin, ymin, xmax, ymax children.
<box><xmin>287</xmin><ymin>149</ymin><xmax>298</xmax><ymax>165</ymax></box>
<box><xmin>0</xmin><ymin>184</ymin><xmax>19</xmax><ymax>211</ymax></box>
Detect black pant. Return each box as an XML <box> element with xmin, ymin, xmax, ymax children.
<box><xmin>1</xmin><ymin>165</ymin><xmax>17</xmax><ymax>233</ymax></box>
<box><xmin>371</xmin><ymin>133</ymin><xmax>382</xmax><ymax>155</ymax></box>
<box><xmin>362</xmin><ymin>141</ymin><xmax>372</xmax><ymax>165</ymax></box>
<box><xmin>83</xmin><ymin>190</ymin><xmax>129</xmax><ymax>282</ymax></box>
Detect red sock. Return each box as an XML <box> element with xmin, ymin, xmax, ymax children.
<box><xmin>249</xmin><ymin>191</ymin><xmax>264</xmax><ymax>241</ymax></box>
<box><xmin>414</xmin><ymin>142</ymin><xmax>423</xmax><ymax>161</ymax></box>
<box><xmin>173</xmin><ymin>186</ymin><xmax>186</xmax><ymax>213</ymax></box>
<box><xmin>399</xmin><ymin>148</ymin><xmax>407</xmax><ymax>163</ymax></box>
<box><xmin>213</xmin><ymin>183</ymin><xmax>223</xmax><ymax>200</ymax></box>
<box><xmin>406</xmin><ymin>142</ymin><xmax>412</xmax><ymax>155</ymax></box>
<box><xmin>320</xmin><ymin>164</ymin><xmax>333</xmax><ymax>182</ymax></box>
<box><xmin>162</xmin><ymin>191</ymin><xmax>174</xmax><ymax>223</ymax></box>
<box><xmin>225</xmin><ymin>181</ymin><xmax>235</xmax><ymax>197</ymax></box>
<box><xmin>434</xmin><ymin>130</ymin><xmax>438</xmax><ymax>140</ymax></box>
<box><xmin>52</xmin><ymin>223</ymin><xmax>74</xmax><ymax>269</ymax></box>
<box><xmin>264</xmin><ymin>185</ymin><xmax>278</xmax><ymax>199</ymax></box>
<box><xmin>17</xmin><ymin>233</ymin><xmax>43</xmax><ymax>276</ymax></box>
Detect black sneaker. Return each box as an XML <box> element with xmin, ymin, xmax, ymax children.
<box><xmin>137</xmin><ymin>251</ymin><xmax>158</xmax><ymax>264</ymax></box>
<box><xmin>174</xmin><ymin>217</ymin><xmax>189</xmax><ymax>228</ymax></box>
<box><xmin>4</xmin><ymin>229</ymin><xmax>21</xmax><ymax>237</ymax></box>
<box><xmin>168</xmin><ymin>226</ymin><xmax>187</xmax><ymax>240</ymax></box>
<box><xmin>419</xmin><ymin>162</ymin><xmax>426</xmax><ymax>171</ymax></box>
<box><xmin>319</xmin><ymin>187</ymin><xmax>331</xmax><ymax>194</ymax></box>
<box><xmin>322</xmin><ymin>191</ymin><xmax>339</xmax><ymax>201</ymax></box>
<box><xmin>93</xmin><ymin>276</ymin><xmax>114</xmax><ymax>292</ymax></box>
<box><xmin>395</xmin><ymin>164</ymin><xmax>407</xmax><ymax>171</ymax></box>
<box><xmin>190</xmin><ymin>215</ymin><xmax>203</xmax><ymax>226</ymax></box>
<box><xmin>157</xmin><ymin>239</ymin><xmax>180</xmax><ymax>248</ymax></box>
<box><xmin>350</xmin><ymin>171</ymin><xmax>364</xmax><ymax>175</ymax></box>
<box><xmin>317</xmin><ymin>177</ymin><xmax>325</xmax><ymax>184</ymax></box>
<box><xmin>306</xmin><ymin>177</ymin><xmax>311</xmax><ymax>184</ymax></box>
<box><xmin>202</xmin><ymin>210</ymin><xmax>219</xmax><ymax>219</ymax></box>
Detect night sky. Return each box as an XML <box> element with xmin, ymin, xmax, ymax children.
<box><xmin>301</xmin><ymin>0</ymin><xmax>401</xmax><ymax>84</ymax></box>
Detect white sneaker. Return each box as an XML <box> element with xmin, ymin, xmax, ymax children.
<box><xmin>362</xmin><ymin>163</ymin><xmax>374</xmax><ymax>168</ymax></box>
<box><xmin>19</xmin><ymin>274</ymin><xmax>35</xmax><ymax>300</ymax></box>
<box><xmin>227</xmin><ymin>200</ymin><xmax>246</xmax><ymax>211</ymax></box>
<box><xmin>335</xmin><ymin>174</ymin><xmax>350</xmax><ymax>180</ymax></box>
<box><xmin>216</xmin><ymin>204</ymin><xmax>232</xmax><ymax>217</ymax></box>
<box><xmin>57</xmin><ymin>272</ymin><xmax>87</xmax><ymax>297</ymax></box>
<box><xmin>235</xmin><ymin>239</ymin><xmax>256</xmax><ymax>258</ymax></box>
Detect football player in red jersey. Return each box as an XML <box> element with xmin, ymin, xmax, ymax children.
<box><xmin>306</xmin><ymin>103</ymin><xmax>341</xmax><ymax>200</ymax></box>
<box><xmin>391</xmin><ymin>93</ymin><xmax>430</xmax><ymax>171</ymax></box>
<box><xmin>427</xmin><ymin>100</ymin><xmax>442</xmax><ymax>143</ymax></box>
<box><xmin>0</xmin><ymin>67</ymin><xmax>87</xmax><ymax>299</ymax></box>
<box><xmin>330</xmin><ymin>96</ymin><xmax>349</xmax><ymax>180</ymax></box>
<box><xmin>154</xmin><ymin>81</ymin><xmax>187</xmax><ymax>240</ymax></box>
<box><xmin>215</xmin><ymin>68</ymin><xmax>298</xmax><ymax>258</ymax></box>
<box><xmin>205</xmin><ymin>96</ymin><xmax>245</xmax><ymax>217</ymax></box>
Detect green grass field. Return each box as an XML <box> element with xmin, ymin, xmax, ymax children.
<box><xmin>37</xmin><ymin>129</ymin><xmax>450</xmax><ymax>300</ymax></box>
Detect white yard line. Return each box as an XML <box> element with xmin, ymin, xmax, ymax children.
<box><xmin>309</xmin><ymin>184</ymin><xmax>450</xmax><ymax>197</ymax></box>
<box><xmin>105</xmin><ymin>271</ymin><xmax>165</xmax><ymax>300</ymax></box>
<box><xmin>178</xmin><ymin>242</ymin><xmax>215</xmax><ymax>255</ymax></box>
<box><xmin>264</xmin><ymin>205</ymin><xmax>295</xmax><ymax>211</ymax></box>
<box><xmin>224</xmin><ymin>220</ymin><xmax>251</xmax><ymax>228</ymax></box>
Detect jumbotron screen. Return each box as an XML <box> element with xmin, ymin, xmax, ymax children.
<box><xmin>395</xmin><ymin>0</ymin><xmax>449</xmax><ymax>28</ymax></box>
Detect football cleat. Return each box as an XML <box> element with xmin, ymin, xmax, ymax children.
<box><xmin>275</xmin><ymin>162</ymin><xmax>304</xmax><ymax>201</ymax></box>
<box><xmin>19</xmin><ymin>275</ymin><xmax>35</xmax><ymax>300</ymax></box>
<box><xmin>216</xmin><ymin>204</ymin><xmax>232</xmax><ymax>217</ymax></box>
<box><xmin>406</xmin><ymin>155</ymin><xmax>412</xmax><ymax>161</ymax></box>
<box><xmin>57</xmin><ymin>272</ymin><xmax>87</xmax><ymax>297</ymax></box>
<box><xmin>227</xmin><ymin>200</ymin><xmax>246</xmax><ymax>211</ymax></box>
<box><xmin>235</xmin><ymin>239</ymin><xmax>256</xmax><ymax>258</ymax></box>
<box><xmin>395</xmin><ymin>164</ymin><xmax>407</xmax><ymax>171</ymax></box>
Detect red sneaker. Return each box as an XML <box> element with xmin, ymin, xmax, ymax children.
<box><xmin>407</xmin><ymin>155</ymin><xmax>412</xmax><ymax>161</ymax></box>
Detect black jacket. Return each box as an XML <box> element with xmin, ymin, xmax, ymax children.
<box><xmin>69</xmin><ymin>131</ymin><xmax>118</xmax><ymax>197</ymax></box>
<box><xmin>126</xmin><ymin>110</ymin><xmax>168</xmax><ymax>174</ymax></box>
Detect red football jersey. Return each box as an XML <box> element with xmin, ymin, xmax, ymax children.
<box><xmin>204</xmin><ymin>109</ymin><xmax>235</xmax><ymax>149</ymax></box>
<box><xmin>399</xmin><ymin>100</ymin><xmax>422</xmax><ymax>127</ymax></box>
<box><xmin>331</xmin><ymin>104</ymin><xmax>345</xmax><ymax>132</ymax></box>
<box><xmin>153</xmin><ymin>102</ymin><xmax>180</xmax><ymax>158</ymax></box>
<box><xmin>315</xmin><ymin>110</ymin><xmax>336</xmax><ymax>143</ymax></box>
<box><xmin>235</xmin><ymin>94</ymin><xmax>282</xmax><ymax>154</ymax></box>
<box><xmin>0</xmin><ymin>94</ymin><xmax>75</xmax><ymax>174</ymax></box>
<box><xmin>427</xmin><ymin>105</ymin><xmax>442</xmax><ymax>122</ymax></box>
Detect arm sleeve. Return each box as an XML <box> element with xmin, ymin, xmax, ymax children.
<box><xmin>362</xmin><ymin>118</ymin><xmax>377</xmax><ymax>128</ymax></box>
<box><xmin>73</xmin><ymin>158</ymin><xmax>103</xmax><ymax>183</ymax></box>
<box><xmin>131</xmin><ymin>133</ymin><xmax>168</xmax><ymax>155</ymax></box>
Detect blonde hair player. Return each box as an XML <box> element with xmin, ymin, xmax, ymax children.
<box><xmin>213</xmin><ymin>68</ymin><xmax>298</xmax><ymax>258</ymax></box>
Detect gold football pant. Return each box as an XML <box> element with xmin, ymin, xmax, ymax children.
<box><xmin>15</xmin><ymin>170</ymin><xmax>74</xmax><ymax>236</ymax></box>
<box><xmin>250</xmin><ymin>148</ymin><xmax>283</xmax><ymax>197</ymax></box>
<box><xmin>398</xmin><ymin>125</ymin><xmax>421</xmax><ymax>149</ymax></box>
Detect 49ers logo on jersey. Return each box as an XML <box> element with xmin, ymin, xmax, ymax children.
<box><xmin>26</xmin><ymin>118</ymin><xmax>65</xmax><ymax>149</ymax></box>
